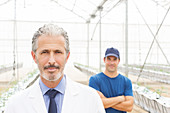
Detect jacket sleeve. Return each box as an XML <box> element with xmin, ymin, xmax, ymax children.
<box><xmin>91</xmin><ymin>88</ymin><xmax>106</xmax><ymax>113</ymax></box>
<box><xmin>4</xmin><ymin>98</ymin><xmax>15</xmax><ymax>113</ymax></box>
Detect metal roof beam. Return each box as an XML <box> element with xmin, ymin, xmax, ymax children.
<box><xmin>86</xmin><ymin>0</ymin><xmax>107</xmax><ymax>23</ymax></box>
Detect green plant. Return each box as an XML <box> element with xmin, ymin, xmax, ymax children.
<box><xmin>137</xmin><ymin>82</ymin><xmax>141</xmax><ymax>86</ymax></box>
<box><xmin>145</xmin><ymin>86</ymin><xmax>151</xmax><ymax>90</ymax></box>
<box><xmin>154</xmin><ymin>87</ymin><xmax>167</xmax><ymax>97</ymax></box>
<box><xmin>159</xmin><ymin>69</ymin><xmax>163</xmax><ymax>72</ymax></box>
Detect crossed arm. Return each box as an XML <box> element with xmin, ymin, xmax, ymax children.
<box><xmin>97</xmin><ymin>91</ymin><xmax>134</xmax><ymax>112</ymax></box>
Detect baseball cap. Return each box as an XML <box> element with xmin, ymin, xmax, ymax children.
<box><xmin>105</xmin><ymin>47</ymin><xmax>120</xmax><ymax>59</ymax></box>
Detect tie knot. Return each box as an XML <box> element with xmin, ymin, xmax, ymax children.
<box><xmin>46</xmin><ymin>89</ymin><xmax>58</xmax><ymax>98</ymax></box>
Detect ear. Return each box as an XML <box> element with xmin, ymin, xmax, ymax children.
<box><xmin>66</xmin><ymin>52</ymin><xmax>70</xmax><ymax>62</ymax></box>
<box><xmin>31</xmin><ymin>51</ymin><xmax>37</xmax><ymax>64</ymax></box>
<box><xmin>118</xmin><ymin>59</ymin><xmax>120</xmax><ymax>64</ymax></box>
<box><xmin>103</xmin><ymin>57</ymin><xmax>106</xmax><ymax>63</ymax></box>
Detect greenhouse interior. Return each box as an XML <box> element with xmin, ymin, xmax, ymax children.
<box><xmin>0</xmin><ymin>0</ymin><xmax>170</xmax><ymax>113</ymax></box>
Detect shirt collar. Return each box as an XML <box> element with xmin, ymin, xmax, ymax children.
<box><xmin>39</xmin><ymin>75</ymin><xmax>66</xmax><ymax>95</ymax></box>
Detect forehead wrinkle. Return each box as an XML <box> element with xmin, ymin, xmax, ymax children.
<box><xmin>37</xmin><ymin>35</ymin><xmax>65</xmax><ymax>51</ymax></box>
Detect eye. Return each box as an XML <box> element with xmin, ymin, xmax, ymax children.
<box><xmin>55</xmin><ymin>50</ymin><xmax>62</xmax><ymax>54</ymax></box>
<box><xmin>41</xmin><ymin>50</ymin><xmax>48</xmax><ymax>54</ymax></box>
<box><xmin>107</xmin><ymin>57</ymin><xmax>111</xmax><ymax>60</ymax></box>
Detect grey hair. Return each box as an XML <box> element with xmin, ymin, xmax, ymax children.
<box><xmin>32</xmin><ymin>24</ymin><xmax>70</xmax><ymax>55</ymax></box>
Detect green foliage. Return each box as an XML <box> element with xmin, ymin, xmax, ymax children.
<box><xmin>137</xmin><ymin>82</ymin><xmax>141</xmax><ymax>86</ymax></box>
<box><xmin>145</xmin><ymin>85</ymin><xmax>151</xmax><ymax>90</ymax></box>
<box><xmin>154</xmin><ymin>86</ymin><xmax>167</xmax><ymax>96</ymax></box>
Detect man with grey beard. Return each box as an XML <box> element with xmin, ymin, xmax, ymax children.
<box><xmin>4</xmin><ymin>24</ymin><xmax>105</xmax><ymax>113</ymax></box>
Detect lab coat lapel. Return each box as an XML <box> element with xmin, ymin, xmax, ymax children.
<box><xmin>61</xmin><ymin>77</ymin><xmax>79</xmax><ymax>113</ymax></box>
<box><xmin>28</xmin><ymin>80</ymin><xmax>47</xmax><ymax>113</ymax></box>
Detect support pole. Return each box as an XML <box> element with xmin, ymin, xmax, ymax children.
<box><xmin>87</xmin><ymin>21</ymin><xmax>90</xmax><ymax>67</ymax></box>
<box><xmin>99</xmin><ymin>6</ymin><xmax>103</xmax><ymax>72</ymax></box>
<box><xmin>125</xmin><ymin>0</ymin><xmax>128</xmax><ymax>76</ymax></box>
<box><xmin>13</xmin><ymin>0</ymin><xmax>17</xmax><ymax>78</ymax></box>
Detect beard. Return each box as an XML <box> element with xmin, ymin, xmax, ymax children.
<box><xmin>36</xmin><ymin>60</ymin><xmax>66</xmax><ymax>82</ymax></box>
<box><xmin>41</xmin><ymin>71</ymin><xmax>62</xmax><ymax>82</ymax></box>
<box><xmin>41</xmin><ymin>64</ymin><xmax>65</xmax><ymax>81</ymax></box>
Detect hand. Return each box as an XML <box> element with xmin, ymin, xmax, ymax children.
<box><xmin>97</xmin><ymin>91</ymin><xmax>106</xmax><ymax>98</ymax></box>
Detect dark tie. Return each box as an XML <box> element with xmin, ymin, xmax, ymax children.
<box><xmin>46</xmin><ymin>89</ymin><xmax>58</xmax><ymax>113</ymax></box>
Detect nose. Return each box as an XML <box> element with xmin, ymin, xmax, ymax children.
<box><xmin>48</xmin><ymin>53</ymin><xmax>56</xmax><ymax>65</ymax></box>
<box><xmin>110</xmin><ymin>60</ymin><xmax>115</xmax><ymax>64</ymax></box>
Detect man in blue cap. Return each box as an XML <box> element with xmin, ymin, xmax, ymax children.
<box><xmin>89</xmin><ymin>47</ymin><xmax>134</xmax><ymax>113</ymax></box>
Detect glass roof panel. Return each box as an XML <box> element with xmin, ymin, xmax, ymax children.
<box><xmin>0</xmin><ymin>0</ymin><xmax>170</xmax><ymax>23</ymax></box>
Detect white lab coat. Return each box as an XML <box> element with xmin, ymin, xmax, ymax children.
<box><xmin>4</xmin><ymin>77</ymin><xmax>105</xmax><ymax>113</ymax></box>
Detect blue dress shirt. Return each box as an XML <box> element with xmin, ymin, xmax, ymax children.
<box><xmin>39</xmin><ymin>75</ymin><xmax>66</xmax><ymax>113</ymax></box>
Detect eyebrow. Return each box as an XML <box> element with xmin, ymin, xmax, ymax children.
<box><xmin>107</xmin><ymin>57</ymin><xmax>117</xmax><ymax>60</ymax></box>
<box><xmin>54</xmin><ymin>50</ymin><xmax>63</xmax><ymax>53</ymax></box>
<box><xmin>41</xmin><ymin>49</ymin><xmax>49</xmax><ymax>52</ymax></box>
<box><xmin>40</xmin><ymin>49</ymin><xmax>63</xmax><ymax>52</ymax></box>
